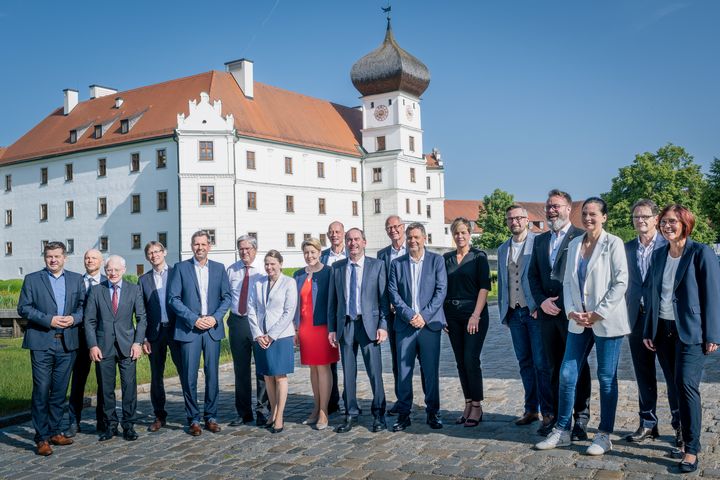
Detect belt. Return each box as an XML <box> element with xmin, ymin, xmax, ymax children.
<box><xmin>509</xmin><ymin>304</ymin><xmax>527</xmax><ymax>311</ymax></box>
<box><xmin>446</xmin><ymin>299</ymin><xmax>472</xmax><ymax>306</ymax></box>
<box><xmin>346</xmin><ymin>315</ymin><xmax>363</xmax><ymax>322</ymax></box>
<box><xmin>54</xmin><ymin>333</ymin><xmax>64</xmax><ymax>339</ymax></box>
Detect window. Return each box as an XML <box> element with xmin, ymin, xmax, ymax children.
<box><xmin>318</xmin><ymin>198</ymin><xmax>326</xmax><ymax>215</ymax></box>
<box><xmin>200</xmin><ymin>186</ymin><xmax>215</xmax><ymax>206</ymax></box>
<box><xmin>156</xmin><ymin>149</ymin><xmax>167</xmax><ymax>169</ymax></box>
<box><xmin>199</xmin><ymin>141</ymin><xmax>214</xmax><ymax>161</ymax></box>
<box><xmin>41</xmin><ymin>240</ymin><xmax>49</xmax><ymax>254</ymax></box>
<box><xmin>284</xmin><ymin>156</ymin><xmax>293</xmax><ymax>174</ymax></box>
<box><xmin>5</xmin><ymin>174</ymin><xmax>11</xmax><ymax>191</ymax></box>
<box><xmin>286</xmin><ymin>195</ymin><xmax>294</xmax><ymax>213</ymax></box>
<box><xmin>5</xmin><ymin>210</ymin><xmax>11</xmax><ymax>226</ymax></box>
<box><xmin>69</xmin><ymin>130</ymin><xmax>77</xmax><ymax>144</ymax></box>
<box><xmin>246</xmin><ymin>151</ymin><xmax>256</xmax><ymax>170</ymax></box>
<box><xmin>204</xmin><ymin>229</ymin><xmax>216</xmax><ymax>245</ymax></box>
<box><xmin>98</xmin><ymin>197</ymin><xmax>107</xmax><ymax>216</ymax></box>
<box><xmin>136</xmin><ymin>264</ymin><xmax>144</xmax><ymax>276</ymax></box>
<box><xmin>40</xmin><ymin>204</ymin><xmax>48</xmax><ymax>221</ymax></box>
<box><xmin>405</xmin><ymin>198</ymin><xmax>410</xmax><ymax>214</ymax></box>
<box><xmin>372</xmin><ymin>168</ymin><xmax>382</xmax><ymax>183</ymax></box>
<box><xmin>428</xmin><ymin>233</ymin><xmax>433</xmax><ymax>244</ymax></box>
<box><xmin>65</xmin><ymin>164</ymin><xmax>73</xmax><ymax>182</ymax></box>
<box><xmin>130</xmin><ymin>153</ymin><xmax>140</xmax><ymax>172</ymax></box>
<box><xmin>352</xmin><ymin>201</ymin><xmax>358</xmax><ymax>216</ymax></box>
<box><xmin>417</xmin><ymin>199</ymin><xmax>422</xmax><ymax>214</ymax></box>
<box><xmin>99</xmin><ymin>236</ymin><xmax>108</xmax><ymax>252</ymax></box>
<box><xmin>131</xmin><ymin>194</ymin><xmax>141</xmax><ymax>213</ymax></box>
<box><xmin>120</xmin><ymin>119</ymin><xmax>129</xmax><ymax>134</ymax></box>
<box><xmin>374</xmin><ymin>198</ymin><xmax>381</xmax><ymax>214</ymax></box>
<box><xmin>66</xmin><ymin>239</ymin><xmax>74</xmax><ymax>255</ymax></box>
<box><xmin>40</xmin><ymin>167</ymin><xmax>48</xmax><ymax>185</ymax></box>
<box><xmin>304</xmin><ymin>233</ymin><xmax>312</xmax><ymax>241</ymax></box>
<box><xmin>351</xmin><ymin>166</ymin><xmax>358</xmax><ymax>183</ymax></box>
<box><xmin>98</xmin><ymin>158</ymin><xmax>107</xmax><ymax>177</ymax></box>
<box><xmin>5</xmin><ymin>242</ymin><xmax>12</xmax><ymax>256</ymax></box>
<box><xmin>158</xmin><ymin>232</ymin><xmax>167</xmax><ymax>247</ymax></box>
<box><xmin>286</xmin><ymin>233</ymin><xmax>295</xmax><ymax>248</ymax></box>
<box><xmin>131</xmin><ymin>233</ymin><xmax>142</xmax><ymax>250</ymax></box>
<box><xmin>445</xmin><ymin>227</ymin><xmax>449</xmax><ymax>235</ymax></box>
<box><xmin>409</xmin><ymin>136</ymin><xmax>415</xmax><ymax>152</ymax></box>
<box><xmin>317</xmin><ymin>162</ymin><xmax>325</xmax><ymax>178</ymax></box>
<box><xmin>319</xmin><ymin>233</ymin><xmax>327</xmax><ymax>247</ymax></box>
<box><xmin>65</xmin><ymin>201</ymin><xmax>74</xmax><ymax>219</ymax></box>
<box><xmin>427</xmin><ymin>205</ymin><xmax>432</xmax><ymax>218</ymax></box>
<box><xmin>157</xmin><ymin>191</ymin><xmax>168</xmax><ymax>211</ymax></box>
<box><xmin>94</xmin><ymin>125</ymin><xmax>102</xmax><ymax>139</ymax></box>
<box><xmin>376</xmin><ymin>136</ymin><xmax>386</xmax><ymax>151</ymax></box>
<box><xmin>426</xmin><ymin>176</ymin><xmax>431</xmax><ymax>190</ymax></box>
<box><xmin>247</xmin><ymin>191</ymin><xmax>257</xmax><ymax>210</ymax></box>
<box><xmin>410</xmin><ymin>168</ymin><xmax>416</xmax><ymax>183</ymax></box>
<box><xmin>388</xmin><ymin>99</ymin><xmax>392</xmax><ymax>105</ymax></box>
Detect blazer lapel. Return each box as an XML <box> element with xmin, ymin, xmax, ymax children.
<box><xmin>40</xmin><ymin>272</ymin><xmax>58</xmax><ymax>308</ymax></box>
<box><xmin>188</xmin><ymin>259</ymin><xmax>201</xmax><ymax>299</ymax></box>
<box><xmin>100</xmin><ymin>282</ymin><xmax>116</xmax><ymax>318</ymax></box>
<box><xmin>654</xmin><ymin>246</ymin><xmax>669</xmax><ymax>296</ymax></box>
<box><xmin>402</xmin><ymin>257</ymin><xmax>412</xmax><ymax>300</ymax></box>
<box><xmin>585</xmin><ymin>231</ymin><xmax>607</xmax><ymax>277</ymax></box>
<box><xmin>673</xmin><ymin>241</ymin><xmax>695</xmax><ymax>291</ymax></box>
<box><xmin>627</xmin><ymin>238</ymin><xmax>640</xmax><ymax>280</ymax></box>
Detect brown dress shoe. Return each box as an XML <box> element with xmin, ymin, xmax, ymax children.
<box><xmin>36</xmin><ymin>441</ymin><xmax>53</xmax><ymax>456</ymax></box>
<box><xmin>515</xmin><ymin>412</ymin><xmax>540</xmax><ymax>426</ymax></box>
<box><xmin>148</xmin><ymin>418</ymin><xmax>166</xmax><ymax>432</ymax></box>
<box><xmin>188</xmin><ymin>423</ymin><xmax>202</xmax><ymax>436</ymax></box>
<box><xmin>49</xmin><ymin>434</ymin><xmax>74</xmax><ymax>446</ymax></box>
<box><xmin>205</xmin><ymin>420</ymin><xmax>221</xmax><ymax>433</ymax></box>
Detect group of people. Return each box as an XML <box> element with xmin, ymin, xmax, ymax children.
<box><xmin>17</xmin><ymin>190</ymin><xmax>719</xmax><ymax>473</ymax></box>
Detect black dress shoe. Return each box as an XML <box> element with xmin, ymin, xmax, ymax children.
<box><xmin>387</xmin><ymin>404</ymin><xmax>399</xmax><ymax>416</ymax></box>
<box><xmin>123</xmin><ymin>427</ymin><xmax>138</xmax><ymax>441</ymax></box>
<box><xmin>99</xmin><ymin>427</ymin><xmax>118</xmax><ymax>442</ymax></box>
<box><xmin>335</xmin><ymin>416</ymin><xmax>356</xmax><ymax>433</ymax></box>
<box><xmin>393</xmin><ymin>414</ymin><xmax>411</xmax><ymax>432</ymax></box>
<box><xmin>679</xmin><ymin>457</ymin><xmax>699</xmax><ymax>473</ymax></box>
<box><xmin>427</xmin><ymin>413</ymin><xmax>443</xmax><ymax>430</ymax></box>
<box><xmin>372</xmin><ymin>415</ymin><xmax>387</xmax><ymax>432</ymax></box>
<box><xmin>571</xmin><ymin>422</ymin><xmax>588</xmax><ymax>441</ymax></box>
<box><xmin>625</xmin><ymin>425</ymin><xmax>659</xmax><ymax>442</ymax></box>
<box><xmin>65</xmin><ymin>423</ymin><xmax>78</xmax><ymax>438</ymax></box>
<box><xmin>230</xmin><ymin>415</ymin><xmax>254</xmax><ymax>427</ymax></box>
<box><xmin>255</xmin><ymin>412</ymin><xmax>267</xmax><ymax>427</ymax></box>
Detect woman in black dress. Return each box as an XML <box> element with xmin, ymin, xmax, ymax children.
<box><xmin>443</xmin><ymin>217</ymin><xmax>492</xmax><ymax>427</ymax></box>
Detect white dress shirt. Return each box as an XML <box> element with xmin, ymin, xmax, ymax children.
<box><xmin>227</xmin><ymin>259</ymin><xmax>263</xmax><ymax>315</ymax></box>
<box><xmin>193</xmin><ymin>258</ymin><xmax>210</xmax><ymax>316</ymax></box>
<box><xmin>549</xmin><ymin>222</ymin><xmax>572</xmax><ymax>266</ymax></box>
<box><xmin>410</xmin><ymin>252</ymin><xmax>425</xmax><ymax>313</ymax></box>
<box><xmin>84</xmin><ymin>272</ymin><xmax>102</xmax><ymax>291</ymax></box>
<box><xmin>345</xmin><ymin>256</ymin><xmax>365</xmax><ymax>317</ymax></box>
<box><xmin>325</xmin><ymin>247</ymin><xmax>347</xmax><ymax>267</ymax></box>
<box><xmin>153</xmin><ymin>265</ymin><xmax>169</xmax><ymax>324</ymax></box>
<box><xmin>510</xmin><ymin>239</ymin><xmax>525</xmax><ymax>264</ymax></box>
<box><xmin>390</xmin><ymin>244</ymin><xmax>406</xmax><ymax>262</ymax></box>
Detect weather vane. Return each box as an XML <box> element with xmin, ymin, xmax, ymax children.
<box><xmin>382</xmin><ymin>2</ymin><xmax>391</xmax><ymax>22</ymax></box>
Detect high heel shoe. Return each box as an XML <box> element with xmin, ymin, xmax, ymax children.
<box><xmin>302</xmin><ymin>416</ymin><xmax>319</xmax><ymax>426</ymax></box>
<box><xmin>270</xmin><ymin>424</ymin><xmax>284</xmax><ymax>434</ymax></box>
<box><xmin>455</xmin><ymin>400</ymin><xmax>472</xmax><ymax>425</ymax></box>
<box><xmin>464</xmin><ymin>402</ymin><xmax>483</xmax><ymax>427</ymax></box>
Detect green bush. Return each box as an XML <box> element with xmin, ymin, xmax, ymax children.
<box><xmin>122</xmin><ymin>274</ymin><xmax>139</xmax><ymax>284</ymax></box>
<box><xmin>0</xmin><ymin>279</ymin><xmax>23</xmax><ymax>292</ymax></box>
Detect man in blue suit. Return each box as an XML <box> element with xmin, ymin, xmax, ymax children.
<box><xmin>139</xmin><ymin>241</ymin><xmax>181</xmax><ymax>432</ymax></box>
<box><xmin>328</xmin><ymin>228</ymin><xmax>390</xmax><ymax>433</ymax></box>
<box><xmin>168</xmin><ymin>230</ymin><xmax>231</xmax><ymax>436</ymax></box>
<box><xmin>388</xmin><ymin>223</ymin><xmax>447</xmax><ymax>431</ymax></box>
<box><xmin>623</xmin><ymin>199</ymin><xmax>679</xmax><ymax>444</ymax></box>
<box><xmin>18</xmin><ymin>241</ymin><xmax>85</xmax><ymax>456</ymax></box>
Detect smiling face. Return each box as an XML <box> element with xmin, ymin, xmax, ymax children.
<box><xmin>545</xmin><ymin>195</ymin><xmax>571</xmax><ymax>232</ymax></box>
<box><xmin>238</xmin><ymin>240</ymin><xmax>257</xmax><ymax>266</ymax></box>
<box><xmin>659</xmin><ymin>211</ymin><xmax>684</xmax><ymax>243</ymax></box>
<box><xmin>145</xmin><ymin>245</ymin><xmax>167</xmax><ymax>269</ymax></box>
<box><xmin>406</xmin><ymin>227</ymin><xmax>426</xmax><ymax>256</ymax></box>
<box><xmin>45</xmin><ymin>248</ymin><xmax>66</xmax><ymax>275</ymax></box>
<box><xmin>506</xmin><ymin>207</ymin><xmax>528</xmax><ymax>235</ymax></box>
<box><xmin>385</xmin><ymin>217</ymin><xmax>405</xmax><ymax>242</ymax></box>
<box><xmin>264</xmin><ymin>256</ymin><xmax>282</xmax><ymax>280</ymax></box>
<box><xmin>191</xmin><ymin>234</ymin><xmax>211</xmax><ymax>263</ymax></box>
<box><xmin>632</xmin><ymin>205</ymin><xmax>657</xmax><ymax>237</ymax></box>
<box><xmin>327</xmin><ymin>222</ymin><xmax>344</xmax><ymax>248</ymax></box>
<box><xmin>105</xmin><ymin>258</ymin><xmax>126</xmax><ymax>284</ymax></box>
<box><xmin>303</xmin><ymin>245</ymin><xmax>320</xmax><ymax>267</ymax></box>
<box><xmin>581</xmin><ymin>201</ymin><xmax>606</xmax><ymax>233</ymax></box>
<box><xmin>453</xmin><ymin>223</ymin><xmax>471</xmax><ymax>249</ymax></box>
<box><xmin>345</xmin><ymin>229</ymin><xmax>366</xmax><ymax>260</ymax></box>
<box><xmin>83</xmin><ymin>249</ymin><xmax>103</xmax><ymax>276</ymax></box>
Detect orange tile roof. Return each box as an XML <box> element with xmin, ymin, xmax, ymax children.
<box><xmin>425</xmin><ymin>152</ymin><xmax>442</xmax><ymax>169</ymax></box>
<box><xmin>0</xmin><ymin>147</ymin><xmax>6</xmax><ymax>160</ymax></box>
<box><xmin>0</xmin><ymin>71</ymin><xmax>363</xmax><ymax>165</ymax></box>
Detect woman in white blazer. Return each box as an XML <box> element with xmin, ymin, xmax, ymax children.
<box><xmin>248</xmin><ymin>250</ymin><xmax>298</xmax><ymax>433</ymax></box>
<box><xmin>536</xmin><ymin>197</ymin><xmax>629</xmax><ymax>455</ymax></box>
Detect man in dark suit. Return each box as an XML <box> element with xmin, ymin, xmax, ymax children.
<box><xmin>623</xmin><ymin>199</ymin><xmax>679</xmax><ymax>443</ymax></box>
<box><xmin>328</xmin><ymin>228</ymin><xmax>390</xmax><ymax>433</ymax></box>
<box><xmin>528</xmin><ymin>189</ymin><xmax>590</xmax><ymax>439</ymax></box>
<box><xmin>85</xmin><ymin>255</ymin><xmax>147</xmax><ymax>442</ymax></box>
<box><xmin>388</xmin><ymin>223</ymin><xmax>447</xmax><ymax>431</ymax></box>
<box><xmin>67</xmin><ymin>248</ymin><xmax>106</xmax><ymax>437</ymax></box>
<box><xmin>18</xmin><ymin>241</ymin><xmax>85</xmax><ymax>456</ymax></box>
<box><xmin>168</xmin><ymin>230</ymin><xmax>231</xmax><ymax>436</ymax></box>
<box><xmin>139</xmin><ymin>241</ymin><xmax>181</xmax><ymax>432</ymax></box>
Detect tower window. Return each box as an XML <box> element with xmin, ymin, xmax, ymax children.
<box><xmin>374</xmin><ymin>198</ymin><xmax>381</xmax><ymax>214</ymax></box>
<box><xmin>372</xmin><ymin>168</ymin><xmax>382</xmax><ymax>183</ymax></box>
<box><xmin>376</xmin><ymin>136</ymin><xmax>386</xmax><ymax>151</ymax></box>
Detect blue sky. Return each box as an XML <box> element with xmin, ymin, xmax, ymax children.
<box><xmin>1</xmin><ymin>0</ymin><xmax>717</xmax><ymax>201</ymax></box>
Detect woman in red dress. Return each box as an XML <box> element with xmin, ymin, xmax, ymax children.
<box><xmin>293</xmin><ymin>238</ymin><xmax>340</xmax><ymax>429</ymax></box>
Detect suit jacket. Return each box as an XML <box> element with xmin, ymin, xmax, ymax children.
<box><xmin>624</xmin><ymin>233</ymin><xmax>667</xmax><ymax>328</ymax></box>
<box><xmin>388</xmin><ymin>251</ymin><xmax>447</xmax><ymax>332</ymax></box>
<box><xmin>643</xmin><ymin>238</ymin><xmax>720</xmax><ymax>345</ymax></box>
<box><xmin>497</xmin><ymin>232</ymin><xmax>538</xmax><ymax>324</ymax></box>
<box><xmin>377</xmin><ymin>244</ymin><xmax>403</xmax><ymax>275</ymax></box>
<box><xmin>167</xmin><ymin>258</ymin><xmax>231</xmax><ymax>343</ymax></box>
<box><xmin>84</xmin><ymin>280</ymin><xmax>148</xmax><ymax>357</ymax></box>
<box><xmin>320</xmin><ymin>247</ymin><xmax>346</xmax><ymax>265</ymax></box>
<box><xmin>139</xmin><ymin>266</ymin><xmax>177</xmax><ymax>342</ymax></box>
<box><xmin>528</xmin><ymin>225</ymin><xmax>584</xmax><ymax>317</ymax></box>
<box><xmin>18</xmin><ymin>269</ymin><xmax>85</xmax><ymax>351</ymax></box>
<box><xmin>563</xmin><ymin>230</ymin><xmax>630</xmax><ymax>337</ymax></box>
<box><xmin>293</xmin><ymin>265</ymin><xmax>332</xmax><ymax>327</ymax></box>
<box><xmin>327</xmin><ymin>256</ymin><xmax>390</xmax><ymax>341</ymax></box>
<box><xmin>247</xmin><ymin>274</ymin><xmax>298</xmax><ymax>341</ymax></box>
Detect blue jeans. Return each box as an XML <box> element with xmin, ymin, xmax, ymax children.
<box><xmin>557</xmin><ymin>329</ymin><xmax>623</xmax><ymax>434</ymax></box>
<box><xmin>506</xmin><ymin>307</ymin><xmax>553</xmax><ymax>416</ymax></box>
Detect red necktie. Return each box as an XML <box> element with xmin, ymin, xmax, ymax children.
<box><xmin>238</xmin><ymin>267</ymin><xmax>249</xmax><ymax>315</ymax></box>
<box><xmin>112</xmin><ymin>285</ymin><xmax>119</xmax><ymax>314</ymax></box>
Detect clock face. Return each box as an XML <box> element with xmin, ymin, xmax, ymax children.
<box><xmin>374</xmin><ymin>104</ymin><xmax>389</xmax><ymax>122</ymax></box>
<box><xmin>405</xmin><ymin>105</ymin><xmax>414</xmax><ymax>121</ymax></box>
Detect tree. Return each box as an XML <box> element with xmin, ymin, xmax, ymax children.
<box><xmin>701</xmin><ymin>157</ymin><xmax>720</xmax><ymax>242</ymax></box>
<box><xmin>473</xmin><ymin>188</ymin><xmax>514</xmax><ymax>250</ymax></box>
<box><xmin>602</xmin><ymin>144</ymin><xmax>716</xmax><ymax>243</ymax></box>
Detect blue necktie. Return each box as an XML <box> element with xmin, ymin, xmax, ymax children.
<box><xmin>349</xmin><ymin>263</ymin><xmax>358</xmax><ymax>319</ymax></box>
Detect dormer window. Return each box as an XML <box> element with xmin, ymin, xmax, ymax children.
<box><xmin>94</xmin><ymin>125</ymin><xmax>102</xmax><ymax>139</ymax></box>
<box><xmin>120</xmin><ymin>119</ymin><xmax>129</xmax><ymax>134</ymax></box>
<box><xmin>69</xmin><ymin>130</ymin><xmax>77</xmax><ymax>144</ymax></box>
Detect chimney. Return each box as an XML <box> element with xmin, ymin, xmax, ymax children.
<box><xmin>225</xmin><ymin>58</ymin><xmax>254</xmax><ymax>99</ymax></box>
<box><xmin>89</xmin><ymin>84</ymin><xmax>117</xmax><ymax>99</ymax></box>
<box><xmin>63</xmin><ymin>89</ymin><xmax>79</xmax><ymax>115</ymax></box>
<box><xmin>114</xmin><ymin>97</ymin><xmax>124</xmax><ymax>108</ymax></box>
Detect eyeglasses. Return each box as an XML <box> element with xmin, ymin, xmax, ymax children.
<box><xmin>660</xmin><ymin>218</ymin><xmax>679</xmax><ymax>227</ymax></box>
<box><xmin>545</xmin><ymin>204</ymin><xmax>567</xmax><ymax>212</ymax></box>
<box><xmin>632</xmin><ymin>215</ymin><xmax>654</xmax><ymax>222</ymax></box>
<box><xmin>385</xmin><ymin>225</ymin><xmax>403</xmax><ymax>231</ymax></box>
<box><xmin>506</xmin><ymin>216</ymin><xmax>527</xmax><ymax>223</ymax></box>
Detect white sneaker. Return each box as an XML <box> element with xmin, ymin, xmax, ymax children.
<box><xmin>586</xmin><ymin>432</ymin><xmax>612</xmax><ymax>456</ymax></box>
<box><xmin>535</xmin><ymin>427</ymin><xmax>572</xmax><ymax>450</ymax></box>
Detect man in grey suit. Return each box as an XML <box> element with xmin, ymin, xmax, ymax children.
<box><xmin>328</xmin><ymin>228</ymin><xmax>390</xmax><ymax>433</ymax></box>
<box><xmin>497</xmin><ymin>205</ymin><xmax>552</xmax><ymax>426</ymax></box>
<box><xmin>85</xmin><ymin>255</ymin><xmax>147</xmax><ymax>442</ymax></box>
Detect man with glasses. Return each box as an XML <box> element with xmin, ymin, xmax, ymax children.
<box><xmin>624</xmin><ymin>199</ymin><xmax>680</xmax><ymax>446</ymax></box>
<box><xmin>528</xmin><ymin>189</ymin><xmax>591</xmax><ymax>439</ymax></box>
<box><xmin>497</xmin><ymin>205</ymin><xmax>552</xmax><ymax>427</ymax></box>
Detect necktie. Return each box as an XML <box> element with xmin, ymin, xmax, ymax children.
<box><xmin>238</xmin><ymin>267</ymin><xmax>249</xmax><ymax>315</ymax></box>
<box><xmin>349</xmin><ymin>263</ymin><xmax>358</xmax><ymax>319</ymax></box>
<box><xmin>112</xmin><ymin>285</ymin><xmax>119</xmax><ymax>314</ymax></box>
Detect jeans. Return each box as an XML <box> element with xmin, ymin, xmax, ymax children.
<box><xmin>557</xmin><ymin>329</ymin><xmax>623</xmax><ymax>434</ymax></box>
<box><xmin>506</xmin><ymin>307</ymin><xmax>553</xmax><ymax>416</ymax></box>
